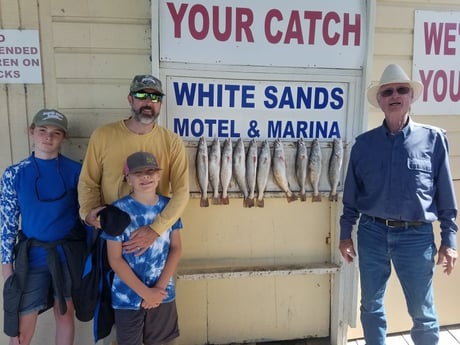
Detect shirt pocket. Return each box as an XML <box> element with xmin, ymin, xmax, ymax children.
<box><xmin>406</xmin><ymin>157</ymin><xmax>433</xmax><ymax>191</ymax></box>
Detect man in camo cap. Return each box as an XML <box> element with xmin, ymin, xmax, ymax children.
<box><xmin>79</xmin><ymin>73</ymin><xmax>189</xmax><ymax>256</ymax></box>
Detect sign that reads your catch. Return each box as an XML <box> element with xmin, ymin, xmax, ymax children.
<box><xmin>0</xmin><ymin>30</ymin><xmax>42</xmax><ymax>83</ymax></box>
<box><xmin>160</xmin><ymin>0</ymin><xmax>365</xmax><ymax>69</ymax></box>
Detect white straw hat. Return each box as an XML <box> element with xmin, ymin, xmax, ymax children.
<box><xmin>367</xmin><ymin>64</ymin><xmax>423</xmax><ymax>108</ymax></box>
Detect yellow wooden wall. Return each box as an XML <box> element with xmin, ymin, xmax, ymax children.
<box><xmin>0</xmin><ymin>1</ymin><xmax>459</xmax><ymax>344</ymax></box>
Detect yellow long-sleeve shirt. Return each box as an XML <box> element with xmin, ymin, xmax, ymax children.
<box><xmin>78</xmin><ymin>120</ymin><xmax>190</xmax><ymax>235</ymax></box>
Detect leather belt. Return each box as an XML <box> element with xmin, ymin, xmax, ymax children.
<box><xmin>373</xmin><ymin>217</ymin><xmax>425</xmax><ymax>228</ymax></box>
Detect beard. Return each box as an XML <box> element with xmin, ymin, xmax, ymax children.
<box><xmin>132</xmin><ymin>105</ymin><xmax>160</xmax><ymax>125</ymax></box>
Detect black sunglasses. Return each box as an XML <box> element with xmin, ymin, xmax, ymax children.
<box><xmin>132</xmin><ymin>92</ymin><xmax>163</xmax><ymax>103</ymax></box>
<box><xmin>380</xmin><ymin>86</ymin><xmax>411</xmax><ymax>98</ymax></box>
<box><xmin>33</xmin><ymin>155</ymin><xmax>67</xmax><ymax>202</ymax></box>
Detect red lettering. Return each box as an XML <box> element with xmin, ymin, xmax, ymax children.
<box><xmin>265</xmin><ymin>9</ymin><xmax>283</xmax><ymax>44</ymax></box>
<box><xmin>235</xmin><ymin>8</ymin><xmax>254</xmax><ymax>42</ymax></box>
<box><xmin>303</xmin><ymin>11</ymin><xmax>322</xmax><ymax>45</ymax></box>
<box><xmin>284</xmin><ymin>11</ymin><xmax>303</xmax><ymax>44</ymax></box>
<box><xmin>419</xmin><ymin>69</ymin><xmax>460</xmax><ymax>102</ymax></box>
<box><xmin>424</xmin><ymin>22</ymin><xmax>458</xmax><ymax>56</ymax></box>
<box><xmin>343</xmin><ymin>13</ymin><xmax>361</xmax><ymax>46</ymax></box>
<box><xmin>212</xmin><ymin>6</ymin><xmax>232</xmax><ymax>42</ymax></box>
<box><xmin>444</xmin><ymin>22</ymin><xmax>457</xmax><ymax>55</ymax></box>
<box><xmin>323</xmin><ymin>12</ymin><xmax>340</xmax><ymax>45</ymax></box>
<box><xmin>189</xmin><ymin>5</ymin><xmax>209</xmax><ymax>40</ymax></box>
<box><xmin>166</xmin><ymin>2</ymin><xmax>188</xmax><ymax>38</ymax></box>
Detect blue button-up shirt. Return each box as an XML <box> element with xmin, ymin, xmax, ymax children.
<box><xmin>340</xmin><ymin>118</ymin><xmax>458</xmax><ymax>249</ymax></box>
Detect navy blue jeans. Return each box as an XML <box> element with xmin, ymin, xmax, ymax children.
<box><xmin>357</xmin><ymin>214</ymin><xmax>439</xmax><ymax>345</ymax></box>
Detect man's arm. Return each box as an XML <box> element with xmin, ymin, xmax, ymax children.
<box><xmin>78</xmin><ymin>136</ymin><xmax>104</xmax><ymax>222</ymax></box>
<box><xmin>150</xmin><ymin>136</ymin><xmax>190</xmax><ymax>235</ymax></box>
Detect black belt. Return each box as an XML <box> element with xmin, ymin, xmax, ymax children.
<box><xmin>373</xmin><ymin>217</ymin><xmax>425</xmax><ymax>228</ymax></box>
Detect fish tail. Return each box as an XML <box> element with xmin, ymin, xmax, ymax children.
<box><xmin>212</xmin><ymin>196</ymin><xmax>221</xmax><ymax>205</ymax></box>
<box><xmin>287</xmin><ymin>194</ymin><xmax>298</xmax><ymax>203</ymax></box>
<box><xmin>243</xmin><ymin>198</ymin><xmax>248</xmax><ymax>208</ymax></box>
<box><xmin>256</xmin><ymin>199</ymin><xmax>265</xmax><ymax>208</ymax></box>
<box><xmin>246</xmin><ymin>198</ymin><xmax>255</xmax><ymax>208</ymax></box>
<box><xmin>300</xmin><ymin>193</ymin><xmax>307</xmax><ymax>202</ymax></box>
<box><xmin>312</xmin><ymin>194</ymin><xmax>322</xmax><ymax>202</ymax></box>
<box><xmin>329</xmin><ymin>193</ymin><xmax>338</xmax><ymax>202</ymax></box>
<box><xmin>221</xmin><ymin>196</ymin><xmax>229</xmax><ymax>205</ymax></box>
<box><xmin>200</xmin><ymin>197</ymin><xmax>209</xmax><ymax>207</ymax></box>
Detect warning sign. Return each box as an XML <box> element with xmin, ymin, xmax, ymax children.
<box><xmin>0</xmin><ymin>30</ymin><xmax>42</xmax><ymax>84</ymax></box>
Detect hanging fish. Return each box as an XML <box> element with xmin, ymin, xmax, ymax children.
<box><xmin>196</xmin><ymin>136</ymin><xmax>209</xmax><ymax>207</ymax></box>
<box><xmin>233</xmin><ymin>138</ymin><xmax>249</xmax><ymax>207</ymax></box>
<box><xmin>208</xmin><ymin>137</ymin><xmax>221</xmax><ymax>205</ymax></box>
<box><xmin>308</xmin><ymin>138</ymin><xmax>322</xmax><ymax>202</ymax></box>
<box><xmin>295</xmin><ymin>138</ymin><xmax>308</xmax><ymax>201</ymax></box>
<box><xmin>246</xmin><ymin>139</ymin><xmax>258</xmax><ymax>208</ymax></box>
<box><xmin>272</xmin><ymin>138</ymin><xmax>297</xmax><ymax>203</ymax></box>
<box><xmin>220</xmin><ymin>138</ymin><xmax>233</xmax><ymax>205</ymax></box>
<box><xmin>256</xmin><ymin>140</ymin><xmax>271</xmax><ymax>208</ymax></box>
<box><xmin>328</xmin><ymin>138</ymin><xmax>343</xmax><ymax>201</ymax></box>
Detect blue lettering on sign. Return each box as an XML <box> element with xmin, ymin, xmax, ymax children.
<box><xmin>268</xmin><ymin>120</ymin><xmax>341</xmax><ymax>139</ymax></box>
<box><xmin>173</xmin><ymin>82</ymin><xmax>256</xmax><ymax>108</ymax></box>
<box><xmin>174</xmin><ymin>118</ymin><xmax>241</xmax><ymax>138</ymax></box>
<box><xmin>264</xmin><ymin>86</ymin><xmax>344</xmax><ymax>109</ymax></box>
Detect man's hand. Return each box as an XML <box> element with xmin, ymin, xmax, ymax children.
<box><xmin>2</xmin><ymin>264</ymin><xmax>13</xmax><ymax>281</ymax></box>
<box><xmin>123</xmin><ymin>225</ymin><xmax>159</xmax><ymax>256</ymax></box>
<box><xmin>339</xmin><ymin>238</ymin><xmax>357</xmax><ymax>263</ymax></box>
<box><xmin>437</xmin><ymin>245</ymin><xmax>458</xmax><ymax>275</ymax></box>
<box><xmin>85</xmin><ymin>205</ymin><xmax>107</xmax><ymax>228</ymax></box>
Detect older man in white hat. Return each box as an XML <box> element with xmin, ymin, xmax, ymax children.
<box><xmin>339</xmin><ymin>64</ymin><xmax>458</xmax><ymax>345</ymax></box>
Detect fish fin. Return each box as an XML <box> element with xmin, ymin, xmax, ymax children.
<box><xmin>329</xmin><ymin>193</ymin><xmax>338</xmax><ymax>202</ymax></box>
<box><xmin>300</xmin><ymin>194</ymin><xmax>307</xmax><ymax>202</ymax></box>
<box><xmin>246</xmin><ymin>198</ymin><xmax>255</xmax><ymax>208</ymax></box>
<box><xmin>287</xmin><ymin>194</ymin><xmax>298</xmax><ymax>203</ymax></box>
<box><xmin>312</xmin><ymin>194</ymin><xmax>322</xmax><ymax>202</ymax></box>
<box><xmin>200</xmin><ymin>197</ymin><xmax>209</xmax><ymax>207</ymax></box>
<box><xmin>221</xmin><ymin>196</ymin><xmax>229</xmax><ymax>205</ymax></box>
<box><xmin>256</xmin><ymin>199</ymin><xmax>265</xmax><ymax>208</ymax></box>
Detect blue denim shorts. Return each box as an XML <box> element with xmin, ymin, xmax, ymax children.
<box><xmin>19</xmin><ymin>264</ymin><xmax>72</xmax><ymax>316</ymax></box>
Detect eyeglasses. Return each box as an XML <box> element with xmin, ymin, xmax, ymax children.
<box><xmin>132</xmin><ymin>92</ymin><xmax>163</xmax><ymax>103</ymax></box>
<box><xmin>33</xmin><ymin>154</ymin><xmax>68</xmax><ymax>202</ymax></box>
<box><xmin>379</xmin><ymin>86</ymin><xmax>411</xmax><ymax>98</ymax></box>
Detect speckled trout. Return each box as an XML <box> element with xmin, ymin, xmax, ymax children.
<box><xmin>196</xmin><ymin>136</ymin><xmax>209</xmax><ymax>207</ymax></box>
<box><xmin>328</xmin><ymin>138</ymin><xmax>343</xmax><ymax>201</ymax></box>
<box><xmin>308</xmin><ymin>138</ymin><xmax>322</xmax><ymax>202</ymax></box>
<box><xmin>233</xmin><ymin>138</ymin><xmax>249</xmax><ymax>207</ymax></box>
<box><xmin>208</xmin><ymin>137</ymin><xmax>221</xmax><ymax>205</ymax></box>
<box><xmin>295</xmin><ymin>137</ymin><xmax>308</xmax><ymax>201</ymax></box>
<box><xmin>220</xmin><ymin>138</ymin><xmax>233</xmax><ymax>205</ymax></box>
<box><xmin>272</xmin><ymin>138</ymin><xmax>297</xmax><ymax>203</ymax></box>
<box><xmin>256</xmin><ymin>140</ymin><xmax>271</xmax><ymax>207</ymax></box>
<box><xmin>246</xmin><ymin>139</ymin><xmax>258</xmax><ymax>208</ymax></box>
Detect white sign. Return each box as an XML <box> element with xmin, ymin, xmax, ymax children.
<box><xmin>166</xmin><ymin>76</ymin><xmax>348</xmax><ymax>140</ymax></box>
<box><xmin>0</xmin><ymin>30</ymin><xmax>42</xmax><ymax>84</ymax></box>
<box><xmin>412</xmin><ymin>11</ymin><xmax>460</xmax><ymax>115</ymax></box>
<box><xmin>159</xmin><ymin>0</ymin><xmax>366</xmax><ymax>69</ymax></box>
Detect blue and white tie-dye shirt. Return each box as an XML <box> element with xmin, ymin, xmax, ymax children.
<box><xmin>101</xmin><ymin>194</ymin><xmax>182</xmax><ymax>310</ymax></box>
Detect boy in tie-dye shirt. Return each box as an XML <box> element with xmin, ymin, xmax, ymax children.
<box><xmin>102</xmin><ymin>151</ymin><xmax>182</xmax><ymax>345</ymax></box>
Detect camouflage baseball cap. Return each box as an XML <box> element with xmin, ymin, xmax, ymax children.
<box><xmin>129</xmin><ymin>75</ymin><xmax>164</xmax><ymax>95</ymax></box>
<box><xmin>32</xmin><ymin>109</ymin><xmax>68</xmax><ymax>132</ymax></box>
